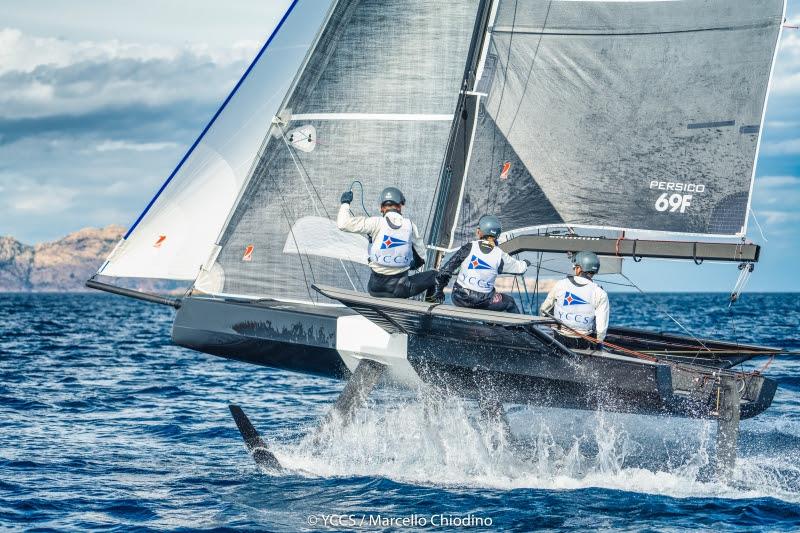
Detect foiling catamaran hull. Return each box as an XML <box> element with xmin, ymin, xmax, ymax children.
<box><xmin>171</xmin><ymin>288</ymin><xmax>777</xmax><ymax>422</ymax></box>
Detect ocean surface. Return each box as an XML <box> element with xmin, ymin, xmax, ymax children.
<box><xmin>2</xmin><ymin>292</ymin><xmax>800</xmax><ymax>532</ymax></box>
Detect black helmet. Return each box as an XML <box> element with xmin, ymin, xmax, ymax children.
<box><xmin>478</xmin><ymin>215</ymin><xmax>502</xmax><ymax>238</ymax></box>
<box><xmin>379</xmin><ymin>187</ymin><xmax>405</xmax><ymax>206</ymax></box>
<box><xmin>574</xmin><ymin>251</ymin><xmax>600</xmax><ymax>274</ymax></box>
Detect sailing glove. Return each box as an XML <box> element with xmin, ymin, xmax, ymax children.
<box><xmin>524</xmin><ymin>259</ymin><xmax>532</xmax><ymax>267</ymax></box>
<box><xmin>340</xmin><ymin>191</ymin><xmax>353</xmax><ymax>204</ymax></box>
<box><xmin>432</xmin><ymin>289</ymin><xmax>445</xmax><ymax>304</ymax></box>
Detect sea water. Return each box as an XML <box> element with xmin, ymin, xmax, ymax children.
<box><xmin>1</xmin><ymin>293</ymin><xmax>799</xmax><ymax>531</ymax></box>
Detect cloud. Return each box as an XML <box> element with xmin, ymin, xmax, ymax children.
<box><xmin>761</xmin><ymin>138</ymin><xmax>800</xmax><ymax>155</ymax></box>
<box><xmin>756</xmin><ymin>175</ymin><xmax>800</xmax><ymax>188</ymax></box>
<box><xmin>0</xmin><ymin>27</ymin><xmax>266</xmax><ymax>241</ymax></box>
<box><xmin>755</xmin><ymin>210</ymin><xmax>800</xmax><ymax>226</ymax></box>
<box><xmin>94</xmin><ymin>140</ymin><xmax>178</xmax><ymax>152</ymax></box>
<box><xmin>772</xmin><ymin>30</ymin><xmax>800</xmax><ymax>95</ymax></box>
<box><xmin>1</xmin><ymin>177</ymin><xmax>78</xmax><ymax>214</ymax></box>
<box><xmin>0</xmin><ymin>28</ymin><xmax>258</xmax><ymax>121</ymax></box>
<box><xmin>751</xmin><ymin>174</ymin><xmax>800</xmax><ymax>224</ymax></box>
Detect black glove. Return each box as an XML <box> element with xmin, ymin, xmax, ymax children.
<box><xmin>410</xmin><ymin>249</ymin><xmax>425</xmax><ymax>270</ymax></box>
<box><xmin>432</xmin><ymin>289</ymin><xmax>445</xmax><ymax>304</ymax></box>
<box><xmin>341</xmin><ymin>190</ymin><xmax>353</xmax><ymax>204</ymax></box>
<box><xmin>523</xmin><ymin>259</ymin><xmax>532</xmax><ymax>267</ymax></box>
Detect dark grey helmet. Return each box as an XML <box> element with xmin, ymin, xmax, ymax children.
<box><xmin>379</xmin><ymin>187</ymin><xmax>405</xmax><ymax>206</ymax></box>
<box><xmin>574</xmin><ymin>251</ymin><xmax>600</xmax><ymax>274</ymax></box>
<box><xmin>478</xmin><ymin>215</ymin><xmax>502</xmax><ymax>238</ymax></box>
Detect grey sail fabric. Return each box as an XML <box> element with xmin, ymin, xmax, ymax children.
<box><xmin>443</xmin><ymin>0</ymin><xmax>785</xmax><ymax>248</ymax></box>
<box><xmin>205</xmin><ymin>0</ymin><xmax>480</xmax><ymax>302</ymax></box>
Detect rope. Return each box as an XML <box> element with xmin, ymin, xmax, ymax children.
<box><xmin>278</xmin><ymin>125</ymin><xmax>365</xmax><ymax>293</ymax></box>
<box><xmin>541</xmin><ymin>310</ymin><xmax>660</xmax><ymax>363</ymax></box>
<box><xmin>729</xmin><ymin>262</ymin><xmax>754</xmax><ymax>306</ymax></box>
<box><xmin>503</xmin><ymin>0</ymin><xmax>555</xmax><ymax>138</ymax></box>
<box><xmin>749</xmin><ymin>208</ymin><xmax>769</xmax><ymax>243</ymax></box>
<box><xmin>488</xmin><ymin>0</ymin><xmax>519</xmax><ymax>214</ymax></box>
<box><xmin>618</xmin><ymin>272</ymin><xmax>713</xmax><ymax>360</ymax></box>
<box><xmin>349</xmin><ymin>180</ymin><xmax>371</xmax><ymax>217</ymax></box>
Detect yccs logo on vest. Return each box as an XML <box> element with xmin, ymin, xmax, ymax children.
<box><xmin>562</xmin><ymin>291</ymin><xmax>588</xmax><ymax>306</ymax></box>
<box><xmin>380</xmin><ymin>235</ymin><xmax>407</xmax><ymax>249</ymax></box>
<box><xmin>467</xmin><ymin>255</ymin><xmax>492</xmax><ymax>270</ymax></box>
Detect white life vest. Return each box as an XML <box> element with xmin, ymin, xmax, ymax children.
<box><xmin>553</xmin><ymin>276</ymin><xmax>598</xmax><ymax>334</ymax></box>
<box><xmin>369</xmin><ymin>215</ymin><xmax>413</xmax><ymax>268</ymax></box>
<box><xmin>456</xmin><ymin>241</ymin><xmax>503</xmax><ymax>293</ymax></box>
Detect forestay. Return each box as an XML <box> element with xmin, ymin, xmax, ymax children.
<box><xmin>198</xmin><ymin>0</ymin><xmax>480</xmax><ymax>302</ymax></box>
<box><xmin>432</xmin><ymin>0</ymin><xmax>786</xmax><ymax>249</ymax></box>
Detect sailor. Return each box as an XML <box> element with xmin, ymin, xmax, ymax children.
<box><xmin>539</xmin><ymin>251</ymin><xmax>609</xmax><ymax>349</ymax></box>
<box><xmin>432</xmin><ymin>215</ymin><xmax>529</xmax><ymax>313</ymax></box>
<box><xmin>338</xmin><ymin>186</ymin><xmax>436</xmax><ymax>298</ymax></box>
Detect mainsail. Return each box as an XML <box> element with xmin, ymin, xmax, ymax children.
<box><xmin>430</xmin><ymin>0</ymin><xmax>786</xmax><ymax>250</ymax></box>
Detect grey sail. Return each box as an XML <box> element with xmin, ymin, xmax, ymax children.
<box><xmin>432</xmin><ymin>0</ymin><xmax>785</xmax><ymax>250</ymax></box>
<box><xmin>200</xmin><ymin>0</ymin><xmax>481</xmax><ymax>302</ymax></box>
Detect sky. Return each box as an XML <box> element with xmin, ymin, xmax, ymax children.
<box><xmin>0</xmin><ymin>1</ymin><xmax>798</xmax><ymax>292</ymax></box>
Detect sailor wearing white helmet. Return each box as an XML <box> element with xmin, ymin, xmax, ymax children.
<box><xmin>540</xmin><ymin>251</ymin><xmax>610</xmax><ymax>349</ymax></box>
<box><xmin>338</xmin><ymin>186</ymin><xmax>436</xmax><ymax>299</ymax></box>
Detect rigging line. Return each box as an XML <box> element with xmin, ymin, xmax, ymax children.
<box><xmin>488</xmin><ymin>0</ymin><xmax>519</xmax><ymax>214</ymax></box>
<box><xmin>258</xmin><ymin>162</ymin><xmax>321</xmax><ymax>303</ymax></box>
<box><xmin>529</xmin><ymin>264</ymin><xmax>637</xmax><ymax>288</ymax></box>
<box><xmin>520</xmin><ymin>268</ymin><xmax>533</xmax><ymax>314</ymax></box>
<box><xmin>267</xmin><ymin>174</ymin><xmax>317</xmax><ymax>304</ymax></box>
<box><xmin>278</xmin><ymin>127</ymin><xmax>363</xmax><ymax>292</ymax></box>
<box><xmin>618</xmin><ymin>272</ymin><xmax>713</xmax><ymax>357</ymax></box>
<box><xmin>533</xmin><ymin>250</ymin><xmax>543</xmax><ymax>313</ymax></box>
<box><xmin>504</xmin><ymin>0</ymin><xmax>554</xmax><ymax>139</ymax></box>
<box><xmin>749</xmin><ymin>208</ymin><xmax>769</xmax><ymax>243</ymax></box>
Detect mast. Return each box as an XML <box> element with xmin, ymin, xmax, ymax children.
<box><xmin>426</xmin><ymin>0</ymin><xmax>496</xmax><ymax>267</ymax></box>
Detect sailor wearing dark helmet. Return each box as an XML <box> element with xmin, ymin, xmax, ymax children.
<box><xmin>432</xmin><ymin>215</ymin><xmax>529</xmax><ymax>313</ymax></box>
<box><xmin>540</xmin><ymin>251</ymin><xmax>610</xmax><ymax>349</ymax></box>
<box><xmin>338</xmin><ymin>186</ymin><xmax>436</xmax><ymax>298</ymax></box>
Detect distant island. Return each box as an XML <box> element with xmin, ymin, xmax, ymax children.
<box><xmin>0</xmin><ymin>226</ymin><xmax>180</xmax><ymax>293</ymax></box>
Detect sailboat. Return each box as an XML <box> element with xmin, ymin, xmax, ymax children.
<box><xmin>88</xmin><ymin>0</ymin><xmax>791</xmax><ymax>475</ymax></box>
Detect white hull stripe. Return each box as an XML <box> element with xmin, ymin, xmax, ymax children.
<box><xmin>291</xmin><ymin>113</ymin><xmax>454</xmax><ymax>122</ymax></box>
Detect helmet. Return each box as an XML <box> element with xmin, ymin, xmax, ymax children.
<box><xmin>574</xmin><ymin>251</ymin><xmax>600</xmax><ymax>274</ymax></box>
<box><xmin>478</xmin><ymin>215</ymin><xmax>502</xmax><ymax>238</ymax></box>
<box><xmin>379</xmin><ymin>187</ymin><xmax>405</xmax><ymax>206</ymax></box>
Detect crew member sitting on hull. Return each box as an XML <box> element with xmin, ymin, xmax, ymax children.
<box><xmin>338</xmin><ymin>186</ymin><xmax>436</xmax><ymax>299</ymax></box>
<box><xmin>539</xmin><ymin>251</ymin><xmax>609</xmax><ymax>350</ymax></box>
<box><xmin>432</xmin><ymin>215</ymin><xmax>529</xmax><ymax>313</ymax></box>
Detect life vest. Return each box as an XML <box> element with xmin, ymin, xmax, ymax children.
<box><xmin>553</xmin><ymin>276</ymin><xmax>598</xmax><ymax>334</ymax></box>
<box><xmin>456</xmin><ymin>240</ymin><xmax>503</xmax><ymax>294</ymax></box>
<box><xmin>369</xmin><ymin>215</ymin><xmax>413</xmax><ymax>268</ymax></box>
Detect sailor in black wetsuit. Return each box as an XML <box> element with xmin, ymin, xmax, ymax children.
<box><xmin>338</xmin><ymin>186</ymin><xmax>437</xmax><ymax>299</ymax></box>
<box><xmin>432</xmin><ymin>215</ymin><xmax>529</xmax><ymax>313</ymax></box>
